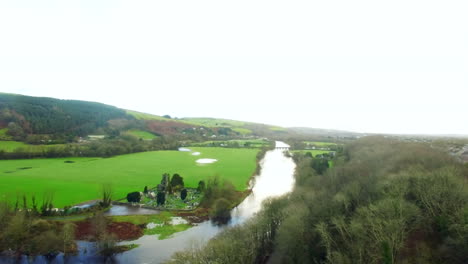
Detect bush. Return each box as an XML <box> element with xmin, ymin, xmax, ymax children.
<box><xmin>126</xmin><ymin>192</ymin><xmax>141</xmax><ymax>203</ymax></box>
<box><xmin>210</xmin><ymin>198</ymin><xmax>231</xmax><ymax>224</ymax></box>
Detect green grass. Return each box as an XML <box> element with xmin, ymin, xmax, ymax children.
<box><xmin>232</xmin><ymin>127</ymin><xmax>252</xmax><ymax>135</ymax></box>
<box><xmin>126</xmin><ymin>110</ymin><xmax>171</xmax><ymax>121</ymax></box>
<box><xmin>191</xmin><ymin>139</ymin><xmax>271</xmax><ymax>148</ymax></box>
<box><xmin>0</xmin><ymin>148</ymin><xmax>259</xmax><ymax>207</ymax></box>
<box><xmin>0</xmin><ymin>128</ymin><xmax>12</xmax><ymax>140</ymax></box>
<box><xmin>269</xmin><ymin>126</ymin><xmax>287</xmax><ymax>131</ymax></box>
<box><xmin>292</xmin><ymin>150</ymin><xmax>335</xmax><ymax>156</ymax></box>
<box><xmin>292</xmin><ymin>150</ymin><xmax>335</xmax><ymax>168</ymax></box>
<box><xmin>181</xmin><ymin>118</ymin><xmax>246</xmax><ymax>128</ymax></box>
<box><xmin>0</xmin><ymin>141</ymin><xmax>29</xmax><ymax>152</ymax></box>
<box><xmin>304</xmin><ymin>141</ymin><xmax>338</xmax><ymax>146</ymax></box>
<box><xmin>146</xmin><ymin>224</ymin><xmax>192</xmax><ymax>239</ymax></box>
<box><xmin>112</xmin><ymin>211</ymin><xmax>174</xmax><ymax>225</ymax></box>
<box><xmin>0</xmin><ymin>141</ymin><xmax>63</xmax><ymax>153</ymax></box>
<box><xmin>125</xmin><ymin>130</ymin><xmax>158</xmax><ymax>140</ymax></box>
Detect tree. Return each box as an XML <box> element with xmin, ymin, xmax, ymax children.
<box><xmin>170</xmin><ymin>173</ymin><xmax>184</xmax><ymax>190</ymax></box>
<box><xmin>210</xmin><ymin>198</ymin><xmax>231</xmax><ymax>224</ymax></box>
<box><xmin>311</xmin><ymin>157</ymin><xmax>329</xmax><ymax>174</ymax></box>
<box><xmin>157</xmin><ymin>192</ymin><xmax>166</xmax><ymax>206</ymax></box>
<box><xmin>197</xmin><ymin>180</ymin><xmax>206</xmax><ymax>193</ymax></box>
<box><xmin>161</xmin><ymin>173</ymin><xmax>170</xmax><ymax>187</ymax></box>
<box><xmin>126</xmin><ymin>192</ymin><xmax>141</xmax><ymax>203</ymax></box>
<box><xmin>143</xmin><ymin>186</ymin><xmax>148</xmax><ymax>194</ymax></box>
<box><xmin>181</xmin><ymin>189</ymin><xmax>188</xmax><ymax>200</ymax></box>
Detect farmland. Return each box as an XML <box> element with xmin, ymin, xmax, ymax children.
<box><xmin>0</xmin><ymin>141</ymin><xmax>63</xmax><ymax>153</ymax></box>
<box><xmin>190</xmin><ymin>139</ymin><xmax>271</xmax><ymax>148</ymax></box>
<box><xmin>291</xmin><ymin>149</ymin><xmax>335</xmax><ymax>156</ymax></box>
<box><xmin>0</xmin><ymin>147</ymin><xmax>259</xmax><ymax>208</ymax></box>
<box><xmin>303</xmin><ymin>141</ymin><xmax>337</xmax><ymax>147</ymax></box>
<box><xmin>125</xmin><ymin>130</ymin><xmax>158</xmax><ymax>140</ymax></box>
<box><xmin>0</xmin><ymin>128</ymin><xmax>12</xmax><ymax>140</ymax></box>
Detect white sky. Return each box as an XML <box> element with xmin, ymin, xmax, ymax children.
<box><xmin>0</xmin><ymin>0</ymin><xmax>467</xmax><ymax>135</ymax></box>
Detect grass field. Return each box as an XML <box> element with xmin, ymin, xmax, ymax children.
<box><xmin>191</xmin><ymin>139</ymin><xmax>271</xmax><ymax>148</ymax></box>
<box><xmin>0</xmin><ymin>128</ymin><xmax>12</xmax><ymax>140</ymax></box>
<box><xmin>0</xmin><ymin>148</ymin><xmax>259</xmax><ymax>207</ymax></box>
<box><xmin>0</xmin><ymin>141</ymin><xmax>63</xmax><ymax>153</ymax></box>
<box><xmin>304</xmin><ymin>141</ymin><xmax>338</xmax><ymax>147</ymax></box>
<box><xmin>125</xmin><ymin>130</ymin><xmax>158</xmax><ymax>140</ymax></box>
<box><xmin>232</xmin><ymin>127</ymin><xmax>253</xmax><ymax>135</ymax></box>
<box><xmin>292</xmin><ymin>149</ymin><xmax>335</xmax><ymax>156</ymax></box>
<box><xmin>126</xmin><ymin>110</ymin><xmax>172</xmax><ymax>121</ymax></box>
<box><xmin>181</xmin><ymin>118</ymin><xmax>246</xmax><ymax>128</ymax></box>
<box><xmin>269</xmin><ymin>126</ymin><xmax>287</xmax><ymax>132</ymax></box>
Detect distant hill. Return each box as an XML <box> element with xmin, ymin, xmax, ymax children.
<box><xmin>0</xmin><ymin>93</ymin><xmax>128</xmax><ymax>141</ymax></box>
<box><xmin>0</xmin><ymin>93</ymin><xmax>291</xmax><ymax>143</ymax></box>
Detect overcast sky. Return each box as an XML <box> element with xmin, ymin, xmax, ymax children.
<box><xmin>0</xmin><ymin>1</ymin><xmax>467</xmax><ymax>135</ymax></box>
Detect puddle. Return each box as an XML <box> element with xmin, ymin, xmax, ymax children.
<box><xmin>196</xmin><ymin>158</ymin><xmax>218</xmax><ymax>164</ymax></box>
<box><xmin>178</xmin><ymin>148</ymin><xmax>191</xmax><ymax>152</ymax></box>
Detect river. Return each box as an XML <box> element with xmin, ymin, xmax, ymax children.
<box><xmin>2</xmin><ymin>141</ymin><xmax>296</xmax><ymax>264</ymax></box>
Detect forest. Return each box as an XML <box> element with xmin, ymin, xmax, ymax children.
<box><xmin>0</xmin><ymin>93</ymin><xmax>129</xmax><ymax>139</ymax></box>
<box><xmin>168</xmin><ymin>136</ymin><xmax>468</xmax><ymax>264</ymax></box>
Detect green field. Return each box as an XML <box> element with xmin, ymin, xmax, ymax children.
<box><xmin>0</xmin><ymin>141</ymin><xmax>63</xmax><ymax>153</ymax></box>
<box><xmin>232</xmin><ymin>127</ymin><xmax>253</xmax><ymax>135</ymax></box>
<box><xmin>304</xmin><ymin>141</ymin><xmax>337</xmax><ymax>147</ymax></box>
<box><xmin>125</xmin><ymin>130</ymin><xmax>158</xmax><ymax>140</ymax></box>
<box><xmin>191</xmin><ymin>139</ymin><xmax>271</xmax><ymax>148</ymax></box>
<box><xmin>0</xmin><ymin>128</ymin><xmax>12</xmax><ymax>140</ymax></box>
<box><xmin>181</xmin><ymin>118</ymin><xmax>246</xmax><ymax>127</ymax></box>
<box><xmin>269</xmin><ymin>126</ymin><xmax>287</xmax><ymax>132</ymax></box>
<box><xmin>0</xmin><ymin>148</ymin><xmax>259</xmax><ymax>207</ymax></box>
<box><xmin>126</xmin><ymin>110</ymin><xmax>172</xmax><ymax>121</ymax></box>
<box><xmin>292</xmin><ymin>149</ymin><xmax>335</xmax><ymax>156</ymax></box>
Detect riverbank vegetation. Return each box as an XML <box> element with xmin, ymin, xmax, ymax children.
<box><xmin>168</xmin><ymin>136</ymin><xmax>468</xmax><ymax>264</ymax></box>
<box><xmin>0</xmin><ymin>201</ymin><xmax>77</xmax><ymax>256</ymax></box>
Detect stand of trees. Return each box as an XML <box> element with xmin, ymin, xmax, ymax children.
<box><xmin>0</xmin><ymin>93</ymin><xmax>129</xmax><ymax>139</ymax></box>
<box><xmin>0</xmin><ymin>200</ymin><xmax>76</xmax><ymax>256</ymax></box>
<box><xmin>168</xmin><ymin>136</ymin><xmax>468</xmax><ymax>264</ymax></box>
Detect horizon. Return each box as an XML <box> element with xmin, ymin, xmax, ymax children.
<box><xmin>1</xmin><ymin>1</ymin><xmax>467</xmax><ymax>135</ymax></box>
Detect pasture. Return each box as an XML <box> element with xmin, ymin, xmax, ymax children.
<box><xmin>0</xmin><ymin>141</ymin><xmax>63</xmax><ymax>153</ymax></box>
<box><xmin>292</xmin><ymin>149</ymin><xmax>335</xmax><ymax>156</ymax></box>
<box><xmin>304</xmin><ymin>141</ymin><xmax>338</xmax><ymax>147</ymax></box>
<box><xmin>0</xmin><ymin>147</ymin><xmax>259</xmax><ymax>208</ymax></box>
<box><xmin>0</xmin><ymin>128</ymin><xmax>12</xmax><ymax>140</ymax></box>
<box><xmin>190</xmin><ymin>139</ymin><xmax>271</xmax><ymax>148</ymax></box>
<box><xmin>125</xmin><ymin>130</ymin><xmax>158</xmax><ymax>140</ymax></box>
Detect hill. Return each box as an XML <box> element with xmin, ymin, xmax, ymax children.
<box><xmin>0</xmin><ymin>93</ymin><xmax>128</xmax><ymax>142</ymax></box>
<box><xmin>0</xmin><ymin>93</ymin><xmax>296</xmax><ymax>159</ymax></box>
<box><xmin>0</xmin><ymin>93</ymin><xmax>272</xmax><ymax>142</ymax></box>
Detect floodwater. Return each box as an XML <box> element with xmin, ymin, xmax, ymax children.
<box><xmin>1</xmin><ymin>142</ymin><xmax>296</xmax><ymax>264</ymax></box>
<box><xmin>103</xmin><ymin>205</ymin><xmax>160</xmax><ymax>216</ymax></box>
